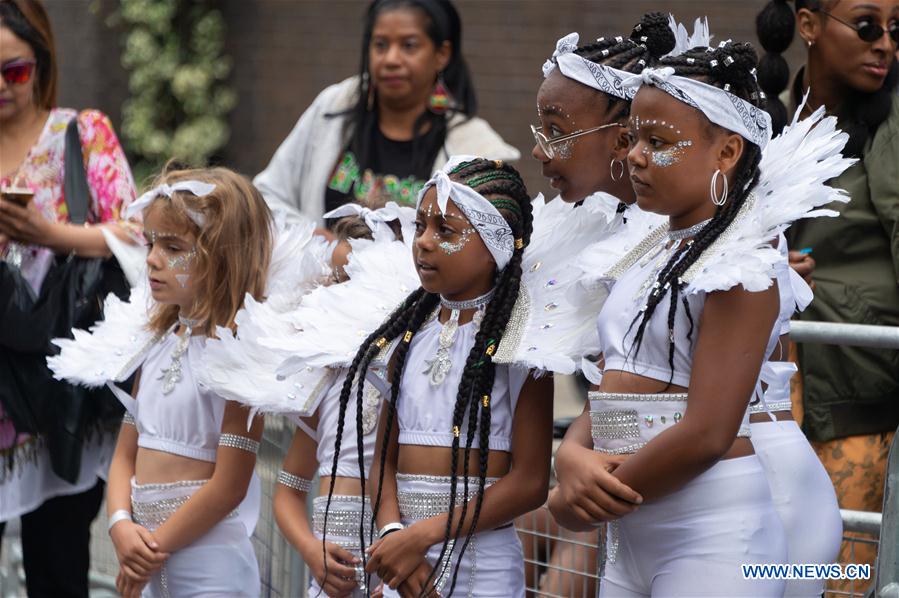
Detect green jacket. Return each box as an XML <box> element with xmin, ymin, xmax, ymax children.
<box><xmin>787</xmin><ymin>92</ymin><xmax>899</xmax><ymax>442</ymax></box>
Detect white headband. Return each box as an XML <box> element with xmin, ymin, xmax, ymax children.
<box><xmin>623</xmin><ymin>65</ymin><xmax>772</xmax><ymax>149</ymax></box>
<box><xmin>416</xmin><ymin>155</ymin><xmax>515</xmax><ymax>271</ymax></box>
<box><xmin>322</xmin><ymin>201</ymin><xmax>416</xmax><ymax>243</ymax></box>
<box><xmin>125</xmin><ymin>180</ymin><xmax>216</xmax><ymax>227</ymax></box>
<box><xmin>542</xmin><ymin>33</ymin><xmax>635</xmax><ymax>100</ymax></box>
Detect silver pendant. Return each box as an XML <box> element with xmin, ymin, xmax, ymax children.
<box><xmin>423</xmin><ymin>309</ymin><xmax>460</xmax><ymax>387</ymax></box>
<box><xmin>158</xmin><ymin>326</ymin><xmax>191</xmax><ymax>395</ymax></box>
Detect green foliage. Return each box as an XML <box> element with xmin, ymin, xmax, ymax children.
<box><xmin>110</xmin><ymin>0</ymin><xmax>235</xmax><ymax>183</ymax></box>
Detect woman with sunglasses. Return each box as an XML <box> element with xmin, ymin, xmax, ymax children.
<box><xmin>0</xmin><ymin>1</ymin><xmax>137</xmax><ymax>596</ymax></box>
<box><xmin>254</xmin><ymin>0</ymin><xmax>517</xmax><ymax>233</ymax></box>
<box><xmin>756</xmin><ymin>0</ymin><xmax>899</xmax><ymax>592</ymax></box>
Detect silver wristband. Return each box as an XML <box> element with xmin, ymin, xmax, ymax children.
<box><xmin>277</xmin><ymin>470</ymin><xmax>313</xmax><ymax>492</ymax></box>
<box><xmin>107</xmin><ymin>509</ymin><xmax>132</xmax><ymax>533</ymax></box>
<box><xmin>122</xmin><ymin>412</ymin><xmax>135</xmax><ymax>426</ymax></box>
<box><xmin>218</xmin><ymin>433</ymin><xmax>260</xmax><ymax>454</ymax></box>
<box><xmin>378</xmin><ymin>522</ymin><xmax>405</xmax><ymax>539</ymax></box>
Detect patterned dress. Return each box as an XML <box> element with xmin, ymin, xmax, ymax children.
<box><xmin>0</xmin><ymin>107</ymin><xmax>136</xmax><ymax>521</ymax></box>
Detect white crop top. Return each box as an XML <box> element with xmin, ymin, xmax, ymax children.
<box><xmin>598</xmin><ymin>241</ymin><xmax>784</xmax><ymax>389</ymax></box>
<box><xmin>398</xmin><ymin>314</ymin><xmax>529</xmax><ymax>451</ymax></box>
<box><xmin>303</xmin><ymin>369</ymin><xmax>382</xmax><ymax>478</ymax></box>
<box><xmin>129</xmin><ymin>334</ymin><xmax>227</xmax><ymax>462</ymax></box>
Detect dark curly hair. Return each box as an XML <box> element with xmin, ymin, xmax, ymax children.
<box><xmin>319</xmin><ymin>158</ymin><xmax>533</xmax><ymax>596</ymax></box>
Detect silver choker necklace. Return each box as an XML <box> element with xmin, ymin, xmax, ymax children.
<box><xmin>178</xmin><ymin>314</ymin><xmax>201</xmax><ymax>329</ymax></box>
<box><xmin>668</xmin><ymin>218</ymin><xmax>711</xmax><ymax>241</ymax></box>
<box><xmin>439</xmin><ymin>288</ymin><xmax>495</xmax><ymax>311</ymax></box>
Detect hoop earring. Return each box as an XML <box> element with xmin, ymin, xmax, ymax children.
<box><xmin>610</xmin><ymin>159</ymin><xmax>625</xmax><ymax>182</ymax></box>
<box><xmin>709</xmin><ymin>169</ymin><xmax>728</xmax><ymax>206</ymax></box>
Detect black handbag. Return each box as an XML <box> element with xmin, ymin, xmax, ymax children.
<box><xmin>0</xmin><ymin>116</ymin><xmax>129</xmax><ymax>482</ymax></box>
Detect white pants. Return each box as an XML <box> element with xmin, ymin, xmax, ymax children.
<box><xmin>309</xmin><ymin>494</ymin><xmax>377</xmax><ymax>598</ymax></box>
<box><xmin>600</xmin><ymin>456</ymin><xmax>787</xmax><ymax>597</ymax></box>
<box><xmin>131</xmin><ymin>479</ymin><xmax>260</xmax><ymax>598</ymax></box>
<box><xmin>751</xmin><ymin>420</ymin><xmax>843</xmax><ymax>596</ymax></box>
<box><xmin>382</xmin><ymin>474</ymin><xmax>525</xmax><ymax>598</ymax></box>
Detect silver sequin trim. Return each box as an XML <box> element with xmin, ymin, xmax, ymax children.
<box><xmin>593</xmin><ymin>443</ymin><xmax>647</xmax><ymax>455</ymax></box>
<box><xmin>590</xmin><ymin>409</ymin><xmax>640</xmax><ymax>439</ymax></box>
<box><xmin>122</xmin><ymin>412</ymin><xmax>135</xmax><ymax>426</ymax></box>
<box><xmin>310</xmin><ymin>495</ymin><xmax>373</xmax><ymax>550</ymax></box>
<box><xmin>589</xmin><ymin>391</ymin><xmax>688</xmax><ymax>402</ymax></box>
<box><xmin>218</xmin><ymin>433</ymin><xmax>260</xmax><ymax>454</ymax></box>
<box><xmin>604</xmin><ymin>224</ymin><xmax>670</xmax><ymax>281</ymax></box>
<box><xmin>132</xmin><ymin>495</ymin><xmax>237</xmax><ymax>529</ymax></box>
<box><xmin>606</xmin><ymin>520</ymin><xmax>620</xmax><ymax>564</ymax></box>
<box><xmin>749</xmin><ymin>399</ymin><xmax>792</xmax><ymax>414</ymax></box>
<box><xmin>493</xmin><ymin>286</ymin><xmax>530</xmax><ymax>364</ymax></box>
<box><xmin>277</xmin><ymin>470</ymin><xmax>312</xmax><ymax>492</ymax></box>
<box><xmin>681</xmin><ymin>193</ymin><xmax>757</xmax><ymax>285</ymax></box>
<box><xmin>133</xmin><ymin>479</ymin><xmax>207</xmax><ymax>492</ymax></box>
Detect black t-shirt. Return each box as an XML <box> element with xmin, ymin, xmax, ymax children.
<box><xmin>324</xmin><ymin>124</ymin><xmax>439</xmax><ymax>214</ymax></box>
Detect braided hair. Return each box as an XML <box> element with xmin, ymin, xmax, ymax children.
<box><xmin>755</xmin><ymin>0</ymin><xmax>898</xmax><ymax>153</ymax></box>
<box><xmin>626</xmin><ymin>42</ymin><xmax>765</xmax><ymax>381</ymax></box>
<box><xmin>319</xmin><ymin>158</ymin><xmax>533</xmax><ymax>596</ymax></box>
<box><xmin>566</xmin><ymin>12</ymin><xmax>677</xmax><ymax>118</ymax></box>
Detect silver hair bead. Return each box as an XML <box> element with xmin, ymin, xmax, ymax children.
<box><xmin>218</xmin><ymin>433</ymin><xmax>260</xmax><ymax>454</ymax></box>
<box><xmin>615</xmin><ymin>36</ymin><xmax>623</xmax><ymax>42</ymax></box>
<box><xmin>710</xmin><ymin>59</ymin><xmax>718</xmax><ymax>67</ymax></box>
<box><xmin>602</xmin><ymin>49</ymin><xmax>609</xmax><ymax>56</ymax></box>
<box><xmin>278</xmin><ymin>470</ymin><xmax>313</xmax><ymax>493</ymax></box>
<box><xmin>724</xmin><ymin>55</ymin><xmax>734</xmax><ymax>66</ymax></box>
<box><xmin>724</xmin><ymin>83</ymin><xmax>731</xmax><ymax>91</ymax></box>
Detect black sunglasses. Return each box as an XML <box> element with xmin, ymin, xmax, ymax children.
<box><xmin>816</xmin><ymin>9</ymin><xmax>899</xmax><ymax>44</ymax></box>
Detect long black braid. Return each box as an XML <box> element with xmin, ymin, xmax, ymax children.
<box><xmin>626</xmin><ymin>42</ymin><xmax>766</xmax><ymax>381</ymax></box>
<box><xmin>568</xmin><ymin>12</ymin><xmax>677</xmax><ymax>118</ymax></box>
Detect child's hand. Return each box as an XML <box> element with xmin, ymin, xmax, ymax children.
<box><xmin>116</xmin><ymin>568</ymin><xmax>149</xmax><ymax>598</ymax></box>
<box><xmin>365</xmin><ymin>526</ymin><xmax>430</xmax><ymax>590</ymax></box>
<box><xmin>109</xmin><ymin>520</ymin><xmax>169</xmax><ymax>579</ymax></box>
<box><xmin>308</xmin><ymin>539</ymin><xmax>361</xmax><ymax>597</ymax></box>
<box><xmin>397</xmin><ymin>560</ymin><xmax>440</xmax><ymax>598</ymax></box>
<box><xmin>550</xmin><ymin>446</ymin><xmax>642</xmax><ymax>527</ymax></box>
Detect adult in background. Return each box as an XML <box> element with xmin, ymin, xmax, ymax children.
<box><xmin>254</xmin><ymin>0</ymin><xmax>519</xmax><ymax>228</ymax></box>
<box><xmin>756</xmin><ymin>0</ymin><xmax>898</xmax><ymax>591</ymax></box>
<box><xmin>0</xmin><ymin>1</ymin><xmax>137</xmax><ymax>596</ymax></box>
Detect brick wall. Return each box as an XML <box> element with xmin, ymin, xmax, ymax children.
<box><xmin>46</xmin><ymin>0</ymin><xmax>804</xmax><ymax>198</ymax></box>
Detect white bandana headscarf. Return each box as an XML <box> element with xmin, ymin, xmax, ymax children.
<box><xmin>322</xmin><ymin>201</ymin><xmax>416</xmax><ymax>243</ymax></box>
<box><xmin>125</xmin><ymin>180</ymin><xmax>216</xmax><ymax>227</ymax></box>
<box><xmin>416</xmin><ymin>155</ymin><xmax>515</xmax><ymax>271</ymax></box>
<box><xmin>542</xmin><ymin>33</ymin><xmax>635</xmax><ymax>100</ymax></box>
<box><xmin>622</xmin><ymin>61</ymin><xmax>772</xmax><ymax>149</ymax></box>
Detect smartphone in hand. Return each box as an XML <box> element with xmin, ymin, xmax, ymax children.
<box><xmin>0</xmin><ymin>184</ymin><xmax>34</xmax><ymax>207</ymax></box>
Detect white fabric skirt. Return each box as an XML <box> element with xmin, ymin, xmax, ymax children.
<box><xmin>131</xmin><ymin>478</ymin><xmax>260</xmax><ymax>598</ymax></box>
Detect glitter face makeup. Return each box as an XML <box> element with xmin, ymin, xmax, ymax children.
<box><xmin>644</xmin><ymin>140</ymin><xmax>693</xmax><ymax>168</ymax></box>
<box><xmin>145</xmin><ymin>229</ymin><xmax>197</xmax><ymax>272</ymax></box>
<box><xmin>438</xmin><ymin>227</ymin><xmax>475</xmax><ymax>255</ymax></box>
<box><xmin>175</xmin><ymin>274</ymin><xmax>190</xmax><ymax>288</ymax></box>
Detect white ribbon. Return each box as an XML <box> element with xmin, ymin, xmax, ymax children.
<box><xmin>322</xmin><ymin>201</ymin><xmax>416</xmax><ymax>243</ymax></box>
<box><xmin>416</xmin><ymin>155</ymin><xmax>515</xmax><ymax>271</ymax></box>
<box><xmin>125</xmin><ymin>180</ymin><xmax>217</xmax><ymax>228</ymax></box>
<box><xmin>622</xmin><ymin>66</ymin><xmax>772</xmax><ymax>149</ymax></box>
<box><xmin>542</xmin><ymin>33</ymin><xmax>635</xmax><ymax>101</ymax></box>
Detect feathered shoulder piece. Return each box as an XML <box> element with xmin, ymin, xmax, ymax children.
<box><xmin>491</xmin><ymin>194</ymin><xmax>622</xmax><ymax>374</ymax></box>
<box><xmin>47</xmin><ymin>276</ymin><xmax>156</xmax><ymax>388</ymax></box>
<box><xmin>681</xmin><ymin>105</ymin><xmax>854</xmax><ymax>295</ymax></box>
<box><xmin>271</xmin><ymin>237</ymin><xmax>419</xmax><ymax>378</ymax></box>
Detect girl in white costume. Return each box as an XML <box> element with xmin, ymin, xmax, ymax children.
<box><xmin>551</xmin><ymin>40</ymin><xmax>853</xmax><ymax>597</ymax></box>
<box><xmin>47</xmin><ymin>167</ymin><xmax>303</xmax><ymax>598</ymax></box>
<box><xmin>199</xmin><ymin>200</ymin><xmax>416</xmax><ymax>598</ymax></box>
<box><xmin>273</xmin><ymin>156</ymin><xmax>611</xmax><ymax>597</ymax></box>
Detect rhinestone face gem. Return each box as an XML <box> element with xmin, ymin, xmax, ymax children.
<box><xmin>544</xmin><ymin>302</ymin><xmax>558</xmax><ymax>311</ymax></box>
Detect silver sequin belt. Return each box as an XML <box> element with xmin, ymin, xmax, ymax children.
<box><xmin>311</xmin><ymin>495</ymin><xmax>373</xmax><ymax>546</ymax></box>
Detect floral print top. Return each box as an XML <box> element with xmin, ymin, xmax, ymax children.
<box><xmin>0</xmin><ymin>107</ymin><xmax>136</xmax><ymax>458</ymax></box>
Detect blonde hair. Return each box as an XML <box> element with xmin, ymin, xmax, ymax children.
<box><xmin>143</xmin><ymin>165</ymin><xmax>273</xmax><ymax>338</ymax></box>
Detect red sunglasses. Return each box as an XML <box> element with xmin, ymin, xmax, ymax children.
<box><xmin>1</xmin><ymin>59</ymin><xmax>36</xmax><ymax>85</ymax></box>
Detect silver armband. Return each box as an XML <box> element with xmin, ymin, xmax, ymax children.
<box><xmin>122</xmin><ymin>412</ymin><xmax>135</xmax><ymax>426</ymax></box>
<box><xmin>218</xmin><ymin>433</ymin><xmax>260</xmax><ymax>454</ymax></box>
<box><xmin>277</xmin><ymin>470</ymin><xmax>313</xmax><ymax>492</ymax></box>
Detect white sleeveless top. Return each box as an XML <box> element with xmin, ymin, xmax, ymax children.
<box><xmin>397</xmin><ymin>313</ymin><xmax>529</xmax><ymax>451</ymax></box>
<box><xmin>130</xmin><ymin>334</ymin><xmax>226</xmax><ymax>462</ymax></box>
<box><xmin>304</xmin><ymin>369</ymin><xmax>382</xmax><ymax>478</ymax></box>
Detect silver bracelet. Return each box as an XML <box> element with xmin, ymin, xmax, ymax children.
<box><xmin>378</xmin><ymin>522</ymin><xmax>405</xmax><ymax>539</ymax></box>
<box><xmin>277</xmin><ymin>470</ymin><xmax>313</xmax><ymax>492</ymax></box>
<box><xmin>122</xmin><ymin>412</ymin><xmax>135</xmax><ymax>426</ymax></box>
<box><xmin>107</xmin><ymin>509</ymin><xmax>132</xmax><ymax>533</ymax></box>
<box><xmin>218</xmin><ymin>433</ymin><xmax>260</xmax><ymax>454</ymax></box>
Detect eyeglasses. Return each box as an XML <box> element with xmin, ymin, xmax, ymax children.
<box><xmin>815</xmin><ymin>10</ymin><xmax>899</xmax><ymax>44</ymax></box>
<box><xmin>530</xmin><ymin>122</ymin><xmax>624</xmax><ymax>160</ymax></box>
<box><xmin>0</xmin><ymin>59</ymin><xmax>36</xmax><ymax>85</ymax></box>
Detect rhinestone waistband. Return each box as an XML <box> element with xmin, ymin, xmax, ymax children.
<box><xmin>396</xmin><ymin>479</ymin><xmax>498</xmax><ymax>521</ymax></box>
<box><xmin>588</xmin><ymin>391</ymin><xmax>688</xmax><ymax>402</ymax></box>
<box><xmin>132</xmin><ymin>495</ymin><xmax>238</xmax><ymax>531</ymax></box>
<box><xmin>749</xmin><ymin>399</ymin><xmax>792</xmax><ymax>414</ymax></box>
<box><xmin>311</xmin><ymin>495</ymin><xmax>373</xmax><ymax>543</ymax></box>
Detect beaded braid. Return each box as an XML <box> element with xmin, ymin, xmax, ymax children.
<box><xmin>625</xmin><ymin>42</ymin><xmax>765</xmax><ymax>383</ymax></box>
<box><xmin>569</xmin><ymin>12</ymin><xmax>676</xmax><ymax>118</ymax></box>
